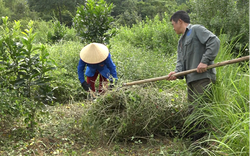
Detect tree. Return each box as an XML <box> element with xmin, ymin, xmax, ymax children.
<box><xmin>137</xmin><ymin>0</ymin><xmax>177</xmax><ymax>20</ymax></box>
<box><xmin>27</xmin><ymin>0</ymin><xmax>85</xmax><ymax>25</ymax></box>
<box><xmin>0</xmin><ymin>0</ymin><xmax>36</xmax><ymax>21</ymax></box>
<box><xmin>105</xmin><ymin>0</ymin><xmax>126</xmax><ymax>17</ymax></box>
<box><xmin>115</xmin><ymin>0</ymin><xmax>141</xmax><ymax>27</ymax></box>
<box><xmin>0</xmin><ymin>0</ymin><xmax>11</xmax><ymax>21</ymax></box>
<box><xmin>73</xmin><ymin>0</ymin><xmax>114</xmax><ymax>43</ymax></box>
<box><xmin>106</xmin><ymin>0</ymin><xmax>179</xmax><ymax>26</ymax></box>
<box><xmin>188</xmin><ymin>0</ymin><xmax>249</xmax><ymax>55</ymax></box>
<box><xmin>0</xmin><ymin>17</ymin><xmax>56</xmax><ymax>131</ymax></box>
<box><xmin>189</xmin><ymin>0</ymin><xmax>235</xmax><ymax>34</ymax></box>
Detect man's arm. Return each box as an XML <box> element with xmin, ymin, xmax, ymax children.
<box><xmin>77</xmin><ymin>59</ymin><xmax>86</xmax><ymax>83</ymax></box>
<box><xmin>195</xmin><ymin>25</ymin><xmax>220</xmax><ymax>73</ymax></box>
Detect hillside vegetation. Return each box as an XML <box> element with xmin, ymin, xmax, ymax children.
<box><xmin>0</xmin><ymin>0</ymin><xmax>249</xmax><ymax>155</ymax></box>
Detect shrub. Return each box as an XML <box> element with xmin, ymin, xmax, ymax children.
<box><xmin>0</xmin><ymin>88</ymin><xmax>25</xmax><ymax>129</ymax></box>
<box><xmin>0</xmin><ymin>17</ymin><xmax>56</xmax><ymax>130</ymax></box>
<box><xmin>109</xmin><ymin>38</ymin><xmax>181</xmax><ymax>88</ymax></box>
<box><xmin>73</xmin><ymin>0</ymin><xmax>115</xmax><ymax>43</ymax></box>
<box><xmin>110</xmin><ymin>14</ymin><xmax>179</xmax><ymax>55</ymax></box>
<box><xmin>47</xmin><ymin>41</ymin><xmax>87</xmax><ymax>103</ymax></box>
<box><xmin>33</xmin><ymin>20</ymin><xmax>79</xmax><ymax>44</ymax></box>
<box><xmin>33</xmin><ymin>20</ymin><xmax>54</xmax><ymax>43</ymax></box>
<box><xmin>47</xmin><ymin>19</ymin><xmax>66</xmax><ymax>43</ymax></box>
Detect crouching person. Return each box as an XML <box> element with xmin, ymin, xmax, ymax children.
<box><xmin>77</xmin><ymin>43</ymin><xmax>118</xmax><ymax>94</ymax></box>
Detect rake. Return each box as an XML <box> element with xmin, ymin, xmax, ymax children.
<box><xmin>122</xmin><ymin>55</ymin><xmax>249</xmax><ymax>86</ymax></box>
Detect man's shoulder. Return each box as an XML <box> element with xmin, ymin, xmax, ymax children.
<box><xmin>190</xmin><ymin>24</ymin><xmax>212</xmax><ymax>35</ymax></box>
<box><xmin>190</xmin><ymin>24</ymin><xmax>205</xmax><ymax>29</ymax></box>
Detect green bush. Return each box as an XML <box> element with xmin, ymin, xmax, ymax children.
<box><xmin>47</xmin><ymin>41</ymin><xmax>87</xmax><ymax>103</ymax></box>
<box><xmin>47</xmin><ymin>20</ymin><xmax>66</xmax><ymax>43</ymax></box>
<box><xmin>73</xmin><ymin>0</ymin><xmax>114</xmax><ymax>43</ymax></box>
<box><xmin>109</xmin><ymin>14</ymin><xmax>179</xmax><ymax>83</ymax></box>
<box><xmin>109</xmin><ymin>38</ymin><xmax>181</xmax><ymax>89</ymax></box>
<box><xmin>47</xmin><ymin>19</ymin><xmax>78</xmax><ymax>44</ymax></box>
<box><xmin>110</xmin><ymin>14</ymin><xmax>179</xmax><ymax>55</ymax></box>
<box><xmin>0</xmin><ymin>17</ymin><xmax>56</xmax><ymax>130</ymax></box>
<box><xmin>109</xmin><ymin>42</ymin><xmax>177</xmax><ymax>83</ymax></box>
<box><xmin>32</xmin><ymin>20</ymin><xmax>79</xmax><ymax>44</ymax></box>
<box><xmin>0</xmin><ymin>89</ymin><xmax>25</xmax><ymax>129</ymax></box>
<box><xmin>33</xmin><ymin>20</ymin><xmax>54</xmax><ymax>43</ymax></box>
<box><xmin>62</xmin><ymin>27</ymin><xmax>78</xmax><ymax>42</ymax></box>
<box><xmin>189</xmin><ymin>0</ymin><xmax>249</xmax><ymax>56</ymax></box>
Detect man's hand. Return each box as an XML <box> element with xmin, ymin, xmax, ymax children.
<box><xmin>167</xmin><ymin>71</ymin><xmax>177</xmax><ymax>80</ymax></box>
<box><xmin>197</xmin><ymin>63</ymin><xmax>208</xmax><ymax>73</ymax></box>
<box><xmin>81</xmin><ymin>81</ymin><xmax>91</xmax><ymax>91</ymax></box>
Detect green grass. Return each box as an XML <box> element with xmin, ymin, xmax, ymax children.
<box><xmin>46</xmin><ymin>41</ymin><xmax>88</xmax><ymax>103</ymax></box>
<box><xmin>182</xmin><ymin>34</ymin><xmax>249</xmax><ymax>155</ymax></box>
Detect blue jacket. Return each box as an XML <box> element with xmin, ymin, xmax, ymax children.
<box><xmin>77</xmin><ymin>53</ymin><xmax>118</xmax><ymax>83</ymax></box>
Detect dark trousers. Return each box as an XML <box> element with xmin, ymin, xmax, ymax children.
<box><xmin>185</xmin><ymin>78</ymin><xmax>214</xmax><ymax>140</ymax></box>
<box><xmin>187</xmin><ymin>78</ymin><xmax>214</xmax><ymax>112</ymax></box>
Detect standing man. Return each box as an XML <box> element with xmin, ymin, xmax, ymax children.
<box><xmin>167</xmin><ymin>11</ymin><xmax>220</xmax><ymax>112</ymax></box>
<box><xmin>77</xmin><ymin>43</ymin><xmax>118</xmax><ymax>94</ymax></box>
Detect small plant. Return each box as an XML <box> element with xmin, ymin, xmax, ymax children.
<box><xmin>73</xmin><ymin>0</ymin><xmax>115</xmax><ymax>43</ymax></box>
<box><xmin>0</xmin><ymin>17</ymin><xmax>56</xmax><ymax>131</ymax></box>
<box><xmin>47</xmin><ymin>19</ymin><xmax>66</xmax><ymax>43</ymax></box>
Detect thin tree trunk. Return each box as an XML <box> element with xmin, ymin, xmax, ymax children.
<box><xmin>57</xmin><ymin>4</ymin><xmax>62</xmax><ymax>23</ymax></box>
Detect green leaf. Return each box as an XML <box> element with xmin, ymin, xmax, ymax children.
<box><xmin>14</xmin><ymin>79</ymin><xmax>26</xmax><ymax>85</ymax></box>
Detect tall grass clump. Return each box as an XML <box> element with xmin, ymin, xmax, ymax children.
<box><xmin>185</xmin><ymin>34</ymin><xmax>249</xmax><ymax>155</ymax></box>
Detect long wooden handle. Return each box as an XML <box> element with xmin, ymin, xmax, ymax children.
<box><xmin>123</xmin><ymin>55</ymin><xmax>249</xmax><ymax>86</ymax></box>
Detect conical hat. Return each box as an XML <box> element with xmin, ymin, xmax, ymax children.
<box><xmin>80</xmin><ymin>43</ymin><xmax>109</xmax><ymax>64</ymax></box>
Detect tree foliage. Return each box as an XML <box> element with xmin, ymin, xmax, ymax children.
<box><xmin>106</xmin><ymin>0</ymin><xmax>180</xmax><ymax>26</ymax></box>
<box><xmin>0</xmin><ymin>0</ymin><xmax>36</xmax><ymax>22</ymax></box>
<box><xmin>73</xmin><ymin>0</ymin><xmax>115</xmax><ymax>43</ymax></box>
<box><xmin>0</xmin><ymin>17</ymin><xmax>56</xmax><ymax>130</ymax></box>
<box><xmin>115</xmin><ymin>0</ymin><xmax>141</xmax><ymax>27</ymax></box>
<box><xmin>27</xmin><ymin>0</ymin><xmax>85</xmax><ymax>25</ymax></box>
<box><xmin>189</xmin><ymin>0</ymin><xmax>249</xmax><ymax>54</ymax></box>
